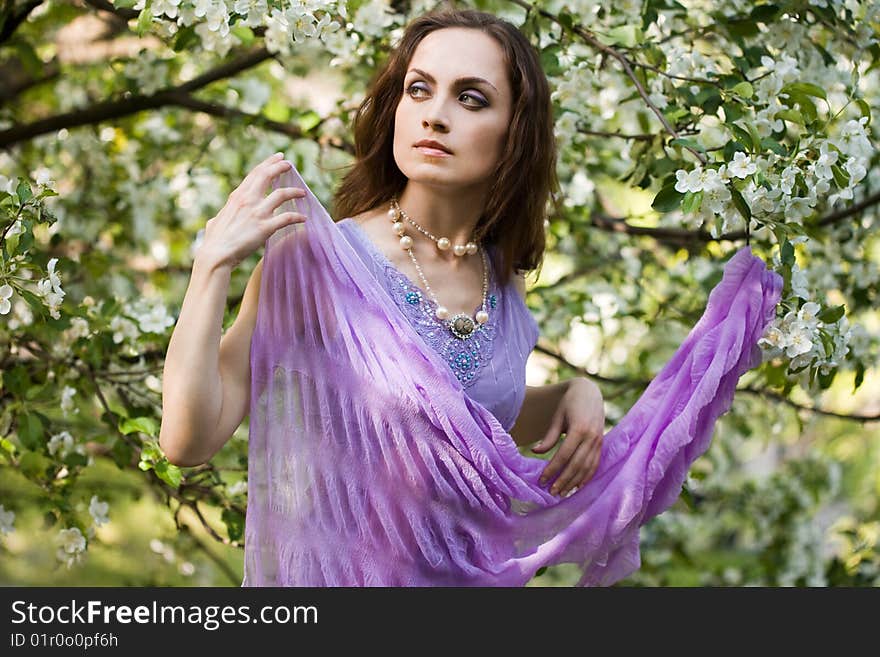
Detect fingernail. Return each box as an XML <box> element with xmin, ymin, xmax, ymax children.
<box><xmin>274</xmin><ymin>152</ymin><xmax>283</xmax><ymax>158</ymax></box>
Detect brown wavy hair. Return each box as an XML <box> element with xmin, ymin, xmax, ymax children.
<box><xmin>330</xmin><ymin>8</ymin><xmax>559</xmax><ymax>288</ymax></box>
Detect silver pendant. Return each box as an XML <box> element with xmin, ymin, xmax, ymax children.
<box><xmin>449</xmin><ymin>313</ymin><xmax>477</xmax><ymax>339</ymax></box>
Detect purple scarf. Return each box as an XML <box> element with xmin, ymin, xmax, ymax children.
<box><xmin>241</xmin><ymin>162</ymin><xmax>783</xmax><ymax>586</ymax></box>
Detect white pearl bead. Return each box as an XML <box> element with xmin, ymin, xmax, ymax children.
<box><xmin>453</xmin><ymin>244</ymin><xmax>466</xmax><ymax>256</ymax></box>
<box><xmin>399</xmin><ymin>235</ymin><xmax>413</xmax><ymax>249</ymax></box>
<box><xmin>435</xmin><ymin>306</ymin><xmax>449</xmax><ymax>320</ymax></box>
<box><xmin>466</xmin><ymin>242</ymin><xmax>478</xmax><ymax>255</ymax></box>
<box><xmin>476</xmin><ymin>310</ymin><xmax>489</xmax><ymax>324</ymax></box>
<box><xmin>388</xmin><ymin>207</ymin><xmax>397</xmax><ymax>220</ymax></box>
<box><xmin>393</xmin><ymin>221</ymin><xmax>405</xmax><ymax>235</ymax></box>
<box><xmin>437</xmin><ymin>237</ymin><xmax>450</xmax><ymax>250</ymax></box>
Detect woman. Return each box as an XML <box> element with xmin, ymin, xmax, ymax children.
<box><xmin>160</xmin><ymin>9</ymin><xmax>782</xmax><ymax>586</ymax></box>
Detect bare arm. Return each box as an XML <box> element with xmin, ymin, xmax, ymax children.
<box><xmin>158</xmin><ymin>255</ymin><xmax>263</xmax><ymax>466</ymax></box>
<box><xmin>507</xmin><ymin>270</ymin><xmax>574</xmax><ymax>447</ymax></box>
<box><xmin>510</xmin><ymin>381</ymin><xmax>572</xmax><ymax>447</ymax></box>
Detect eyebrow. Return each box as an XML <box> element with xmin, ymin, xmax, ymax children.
<box><xmin>406</xmin><ymin>68</ymin><xmax>499</xmax><ymax>94</ymax></box>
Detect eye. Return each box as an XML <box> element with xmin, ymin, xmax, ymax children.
<box><xmin>406</xmin><ymin>83</ymin><xmax>428</xmax><ymax>98</ymax></box>
<box><xmin>460</xmin><ymin>92</ymin><xmax>488</xmax><ymax>107</ymax></box>
<box><xmin>405</xmin><ymin>82</ymin><xmax>487</xmax><ymax>108</ymax></box>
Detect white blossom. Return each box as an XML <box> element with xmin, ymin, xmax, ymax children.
<box><xmin>0</xmin><ymin>504</ymin><xmax>14</xmax><ymax>535</ymax></box>
<box><xmin>674</xmin><ymin>166</ymin><xmax>704</xmax><ymax>193</ymax></box>
<box><xmin>35</xmin><ymin>257</ymin><xmax>65</xmax><ymax>319</ymax></box>
<box><xmin>47</xmin><ymin>430</ymin><xmax>86</xmax><ymax>459</ymax></box>
<box><xmin>61</xmin><ymin>386</ymin><xmax>78</xmax><ymax>416</ymax></box>
<box><xmin>89</xmin><ymin>496</ymin><xmax>110</xmax><ymax>527</ymax></box>
<box><xmin>727</xmin><ymin>152</ymin><xmax>758</xmax><ymax>179</ymax></box>
<box><xmin>57</xmin><ymin>527</ymin><xmax>86</xmax><ymax>568</ymax></box>
<box><xmin>0</xmin><ymin>284</ymin><xmax>12</xmax><ymax>315</ymax></box>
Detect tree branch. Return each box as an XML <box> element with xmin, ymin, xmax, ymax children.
<box><xmin>580</xmin><ymin>187</ymin><xmax>880</xmax><ymax>246</ymax></box>
<box><xmin>508</xmin><ymin>0</ymin><xmax>708</xmax><ymax>165</ymax></box>
<box><xmin>534</xmin><ymin>344</ymin><xmax>879</xmax><ymax>422</ymax></box>
<box><xmin>0</xmin><ymin>46</ymin><xmax>277</xmax><ymax>148</ymax></box>
<box><xmin>0</xmin><ymin>0</ymin><xmax>44</xmax><ymax>45</ymax></box>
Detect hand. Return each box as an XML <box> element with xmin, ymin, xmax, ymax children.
<box><xmin>532</xmin><ymin>377</ymin><xmax>605</xmax><ymax>498</ymax></box>
<box><xmin>198</xmin><ymin>152</ymin><xmax>308</xmax><ymax>270</ymax></box>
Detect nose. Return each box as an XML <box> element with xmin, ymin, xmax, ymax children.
<box><xmin>422</xmin><ymin>115</ymin><xmax>449</xmax><ymax>132</ymax></box>
<box><xmin>421</xmin><ymin>99</ymin><xmax>450</xmax><ymax>132</ymax></box>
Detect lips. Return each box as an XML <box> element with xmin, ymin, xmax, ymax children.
<box><xmin>414</xmin><ymin>140</ymin><xmax>452</xmax><ymax>154</ymax></box>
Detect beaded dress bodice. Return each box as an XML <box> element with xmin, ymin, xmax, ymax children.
<box><xmin>336</xmin><ymin>217</ymin><xmax>539</xmax><ymax>432</ymax></box>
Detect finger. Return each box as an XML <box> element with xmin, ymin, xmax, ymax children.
<box><xmin>532</xmin><ymin>410</ymin><xmax>565</xmax><ymax>454</ymax></box>
<box><xmin>582</xmin><ymin>447</ymin><xmax>601</xmax><ymax>484</ymax></box>
<box><xmin>572</xmin><ymin>440</ymin><xmax>602</xmax><ymax>490</ymax></box>
<box><xmin>271</xmin><ymin>211</ymin><xmax>306</xmax><ymax>231</ymax></box>
<box><xmin>243</xmin><ymin>155</ymin><xmax>291</xmax><ymax>195</ymax></box>
<box><xmin>539</xmin><ymin>432</ymin><xmax>585</xmax><ymax>487</ymax></box>
<box><xmin>551</xmin><ymin>439</ymin><xmax>592</xmax><ymax>496</ymax></box>
<box><xmin>261</xmin><ymin>186</ymin><xmax>307</xmax><ymax>215</ymax></box>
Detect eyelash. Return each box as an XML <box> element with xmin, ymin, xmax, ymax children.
<box><xmin>405</xmin><ymin>82</ymin><xmax>488</xmax><ymax>108</ymax></box>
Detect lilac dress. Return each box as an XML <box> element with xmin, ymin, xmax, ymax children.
<box><xmin>242</xmin><ymin>162</ymin><xmax>783</xmax><ymax>587</ymax></box>
<box><xmin>335</xmin><ymin>217</ymin><xmax>539</xmax><ymax>433</ymax></box>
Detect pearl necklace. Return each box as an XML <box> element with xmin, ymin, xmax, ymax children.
<box><xmin>388</xmin><ymin>196</ymin><xmax>489</xmax><ymax>340</ymax></box>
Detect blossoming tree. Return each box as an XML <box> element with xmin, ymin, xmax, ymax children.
<box><xmin>0</xmin><ymin>0</ymin><xmax>878</xmax><ymax>585</ymax></box>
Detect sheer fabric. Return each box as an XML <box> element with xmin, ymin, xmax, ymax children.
<box><xmin>335</xmin><ymin>217</ymin><xmax>538</xmax><ymax>432</ymax></box>
<box><xmin>242</xmin><ymin>161</ymin><xmax>782</xmax><ymax>586</ymax></box>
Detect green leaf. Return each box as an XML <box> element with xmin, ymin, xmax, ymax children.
<box><xmin>18</xmin><ymin>412</ymin><xmax>44</xmax><ymax>450</ymax></box>
<box><xmin>780</xmin><ymin>82</ymin><xmax>827</xmax><ymax>101</ymax></box>
<box><xmin>728</xmin><ymin>122</ymin><xmax>754</xmax><ymax>149</ymax></box>
<box><xmin>730</xmin><ymin>187</ymin><xmax>751</xmax><ymax>221</ymax></box>
<box><xmin>295</xmin><ymin>110</ymin><xmax>322</xmax><ymax>132</ymax></box>
<box><xmin>775</xmin><ymin>109</ymin><xmax>804</xmax><ymax>125</ymax></box>
<box><xmin>154</xmin><ymin>461</ymin><xmax>183</xmax><ymax>488</ymax></box>
<box><xmin>817</xmin><ymin>329</ymin><xmax>835</xmax><ymax>358</ymax></box>
<box><xmin>781</xmin><ymin>239</ymin><xmax>795</xmax><ymax>267</ymax></box>
<box><xmin>652</xmin><ymin>182</ymin><xmax>683</xmax><ymax>212</ymax></box>
<box><xmin>817</xmin><ymin>304</ymin><xmax>845</xmax><ymax>324</ymax></box>
<box><xmin>136</xmin><ymin>7</ymin><xmax>153</xmax><ymax>37</ymax></box>
<box><xmin>723</xmin><ymin>102</ymin><xmax>744</xmax><ymax>123</ymax></box>
<box><xmin>110</xmin><ymin>438</ymin><xmax>134</xmax><ymax>470</ymax></box>
<box><xmin>780</xmin><ymin>91</ymin><xmax>818</xmax><ymax>123</ymax></box>
<box><xmin>682</xmin><ymin>190</ymin><xmax>703</xmax><ymax>214</ymax></box>
<box><xmin>732</xmin><ymin>81</ymin><xmax>753</xmax><ymax>99</ymax></box>
<box><xmin>230</xmin><ymin>25</ymin><xmax>255</xmax><ymax>46</ymax></box>
<box><xmin>13</xmin><ymin>41</ymin><xmax>43</xmax><ymax>78</ymax></box>
<box><xmin>830</xmin><ymin>164</ymin><xmax>849</xmax><ymax>188</ymax></box>
<box><xmin>669</xmin><ymin>137</ymin><xmax>706</xmax><ymax>153</ymax></box>
<box><xmin>854</xmin><ymin>363</ymin><xmax>865</xmax><ymax>392</ymax></box>
<box><xmin>19</xmin><ymin>450</ymin><xmax>49</xmax><ymax>478</ymax></box>
<box><xmin>0</xmin><ymin>437</ymin><xmax>17</xmax><ymax>456</ymax></box>
<box><xmin>751</xmin><ymin>3</ymin><xmax>781</xmax><ymax>22</ymax></box>
<box><xmin>263</xmin><ymin>97</ymin><xmax>291</xmax><ymax>123</ymax></box>
<box><xmin>745</xmin><ymin>122</ymin><xmax>762</xmax><ymax>152</ymax></box>
<box><xmin>16</xmin><ymin>179</ymin><xmax>33</xmax><ymax>204</ymax></box>
<box><xmin>119</xmin><ymin>416</ymin><xmax>159</xmax><ymax>437</ymax></box>
<box><xmin>172</xmin><ymin>26</ymin><xmax>198</xmax><ymax>52</ymax></box>
<box><xmin>222</xmin><ymin>508</ymin><xmax>245</xmax><ymax>542</ymax></box>
<box><xmin>596</xmin><ymin>25</ymin><xmax>644</xmax><ymax>47</ymax></box>
<box><xmin>557</xmin><ymin>9</ymin><xmax>574</xmax><ymax>31</ymax></box>
<box><xmin>818</xmin><ymin>367</ymin><xmax>836</xmax><ymax>390</ymax></box>
<box><xmin>855</xmin><ymin>99</ymin><xmax>871</xmax><ymax>126</ymax></box>
<box><xmin>760</xmin><ymin>137</ymin><xmax>787</xmax><ymax>156</ymax></box>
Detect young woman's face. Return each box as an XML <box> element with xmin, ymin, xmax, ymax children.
<box><xmin>392</xmin><ymin>27</ymin><xmax>513</xmax><ymax>191</ymax></box>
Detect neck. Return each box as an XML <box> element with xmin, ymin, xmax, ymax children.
<box><xmin>395</xmin><ymin>183</ymin><xmax>487</xmax><ymax>269</ymax></box>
